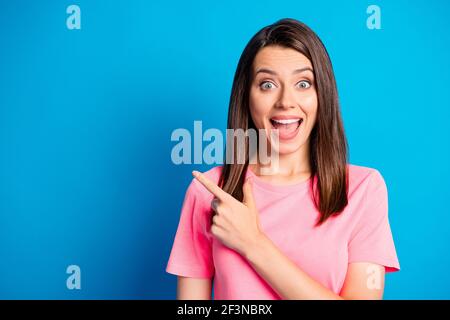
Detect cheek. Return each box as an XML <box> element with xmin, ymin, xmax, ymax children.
<box><xmin>301</xmin><ymin>92</ymin><xmax>318</xmax><ymax>121</ymax></box>
<box><xmin>249</xmin><ymin>90</ymin><xmax>272</xmax><ymax>128</ymax></box>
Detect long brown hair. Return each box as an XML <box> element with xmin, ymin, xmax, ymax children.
<box><xmin>219</xmin><ymin>18</ymin><xmax>349</xmax><ymax>226</ymax></box>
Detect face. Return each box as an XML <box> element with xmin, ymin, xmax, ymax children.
<box><xmin>249</xmin><ymin>45</ymin><xmax>318</xmax><ymax>155</ymax></box>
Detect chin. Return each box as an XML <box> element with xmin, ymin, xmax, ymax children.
<box><xmin>265</xmin><ymin>130</ymin><xmax>307</xmax><ymax>154</ymax></box>
<box><xmin>276</xmin><ymin>140</ymin><xmax>305</xmax><ymax>155</ymax></box>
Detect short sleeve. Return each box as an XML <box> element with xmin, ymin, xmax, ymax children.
<box><xmin>348</xmin><ymin>170</ymin><xmax>400</xmax><ymax>272</ymax></box>
<box><xmin>166</xmin><ymin>179</ymin><xmax>215</xmax><ymax>278</ymax></box>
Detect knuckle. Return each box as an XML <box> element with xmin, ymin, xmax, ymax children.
<box><xmin>211</xmin><ymin>224</ymin><xmax>219</xmax><ymax>235</ymax></box>
<box><xmin>216</xmin><ymin>205</ymin><xmax>228</xmax><ymax>216</ymax></box>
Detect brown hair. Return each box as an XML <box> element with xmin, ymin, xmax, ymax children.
<box><xmin>219</xmin><ymin>18</ymin><xmax>349</xmax><ymax>225</ymax></box>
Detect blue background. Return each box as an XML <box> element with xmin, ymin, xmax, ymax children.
<box><xmin>1</xmin><ymin>0</ymin><xmax>449</xmax><ymax>299</ymax></box>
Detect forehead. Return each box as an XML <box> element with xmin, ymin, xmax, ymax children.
<box><xmin>252</xmin><ymin>45</ymin><xmax>313</xmax><ymax>73</ymax></box>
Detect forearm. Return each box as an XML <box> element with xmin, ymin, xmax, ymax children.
<box><xmin>243</xmin><ymin>234</ymin><xmax>344</xmax><ymax>300</ymax></box>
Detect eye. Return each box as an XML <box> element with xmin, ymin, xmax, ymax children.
<box><xmin>297</xmin><ymin>80</ymin><xmax>311</xmax><ymax>89</ymax></box>
<box><xmin>260</xmin><ymin>81</ymin><xmax>276</xmax><ymax>91</ymax></box>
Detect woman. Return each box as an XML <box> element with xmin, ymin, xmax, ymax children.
<box><xmin>166</xmin><ymin>18</ymin><xmax>400</xmax><ymax>300</ymax></box>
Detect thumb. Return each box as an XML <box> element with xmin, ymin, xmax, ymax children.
<box><xmin>242</xmin><ymin>178</ymin><xmax>256</xmax><ymax>210</ymax></box>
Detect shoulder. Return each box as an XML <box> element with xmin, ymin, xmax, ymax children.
<box><xmin>347</xmin><ymin>163</ymin><xmax>387</xmax><ymax>195</ymax></box>
<box><xmin>346</xmin><ymin>164</ymin><xmax>389</xmax><ymax>221</ymax></box>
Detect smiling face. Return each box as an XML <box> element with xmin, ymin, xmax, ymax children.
<box><xmin>249</xmin><ymin>45</ymin><xmax>318</xmax><ymax>155</ymax></box>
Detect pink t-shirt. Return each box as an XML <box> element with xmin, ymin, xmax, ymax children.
<box><xmin>166</xmin><ymin>164</ymin><xmax>400</xmax><ymax>299</ymax></box>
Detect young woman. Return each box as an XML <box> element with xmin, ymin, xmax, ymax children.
<box><xmin>166</xmin><ymin>18</ymin><xmax>400</xmax><ymax>300</ymax></box>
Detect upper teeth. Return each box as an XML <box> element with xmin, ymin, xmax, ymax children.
<box><xmin>272</xmin><ymin>119</ymin><xmax>300</xmax><ymax>124</ymax></box>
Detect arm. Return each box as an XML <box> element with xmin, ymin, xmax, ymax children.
<box><xmin>244</xmin><ymin>234</ymin><xmax>385</xmax><ymax>300</ymax></box>
<box><xmin>192</xmin><ymin>171</ymin><xmax>386</xmax><ymax>300</ymax></box>
<box><xmin>177</xmin><ymin>276</ymin><xmax>213</xmax><ymax>300</ymax></box>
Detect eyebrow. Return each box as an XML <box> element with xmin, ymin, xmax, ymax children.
<box><xmin>254</xmin><ymin>67</ymin><xmax>314</xmax><ymax>76</ymax></box>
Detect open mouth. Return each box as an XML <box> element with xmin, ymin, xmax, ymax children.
<box><xmin>269</xmin><ymin>117</ymin><xmax>303</xmax><ymax>140</ymax></box>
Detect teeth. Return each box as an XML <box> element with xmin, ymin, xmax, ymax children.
<box><xmin>272</xmin><ymin>119</ymin><xmax>301</xmax><ymax>124</ymax></box>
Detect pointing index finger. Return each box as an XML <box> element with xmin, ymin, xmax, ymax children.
<box><xmin>192</xmin><ymin>170</ymin><xmax>230</xmax><ymax>201</ymax></box>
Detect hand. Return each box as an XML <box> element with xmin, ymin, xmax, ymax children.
<box><xmin>192</xmin><ymin>170</ymin><xmax>264</xmax><ymax>257</ymax></box>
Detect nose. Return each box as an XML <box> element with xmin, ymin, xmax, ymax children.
<box><xmin>275</xmin><ymin>85</ymin><xmax>296</xmax><ymax>109</ymax></box>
